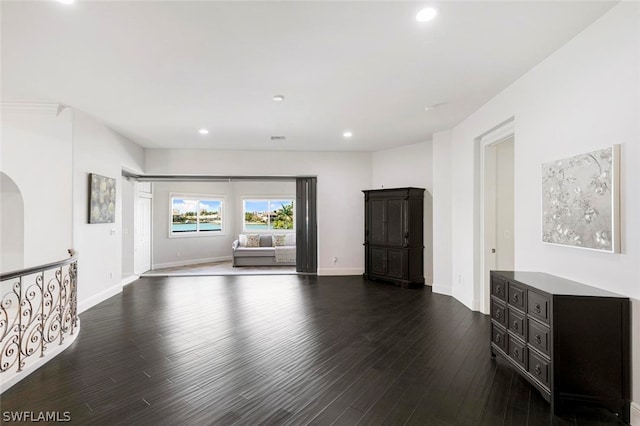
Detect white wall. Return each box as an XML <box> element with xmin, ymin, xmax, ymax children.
<box><xmin>371</xmin><ymin>141</ymin><xmax>433</xmax><ymax>284</ymax></box>
<box><xmin>145</xmin><ymin>150</ymin><xmax>371</xmax><ymax>275</ymax></box>
<box><xmin>433</xmin><ymin>2</ymin><xmax>640</xmax><ymax>417</ymax></box>
<box><xmin>0</xmin><ymin>107</ymin><xmax>73</xmax><ymax>269</ymax></box>
<box><xmin>371</xmin><ymin>141</ymin><xmax>433</xmax><ymax>192</ymax></box>
<box><xmin>432</xmin><ymin>130</ymin><xmax>452</xmax><ymax>295</ymax></box>
<box><xmin>72</xmin><ymin>110</ymin><xmax>144</xmax><ymax>311</ymax></box>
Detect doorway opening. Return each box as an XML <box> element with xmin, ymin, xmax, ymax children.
<box><xmin>121</xmin><ymin>174</ymin><xmax>317</xmax><ymax>278</ymax></box>
<box><xmin>479</xmin><ymin>121</ymin><xmax>515</xmax><ymax>314</ymax></box>
<box><xmin>121</xmin><ymin>173</ymin><xmax>152</xmax><ymax>283</ymax></box>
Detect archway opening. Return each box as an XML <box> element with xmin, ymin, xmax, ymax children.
<box><xmin>1</xmin><ymin>172</ymin><xmax>25</xmax><ymax>273</ymax></box>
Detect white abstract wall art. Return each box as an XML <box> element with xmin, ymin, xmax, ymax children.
<box><xmin>541</xmin><ymin>145</ymin><xmax>620</xmax><ymax>253</ymax></box>
<box><xmin>89</xmin><ymin>173</ymin><xmax>116</xmax><ymax>224</ymax></box>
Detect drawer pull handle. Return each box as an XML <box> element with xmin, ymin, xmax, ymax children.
<box><xmin>495</xmin><ymin>335</ymin><xmax>501</xmax><ymax>343</ymax></box>
<box><xmin>512</xmin><ymin>294</ymin><xmax>519</xmax><ymax>303</ymax></box>
<box><xmin>534</xmin><ymin>303</ymin><xmax>541</xmax><ymax>314</ymax></box>
<box><xmin>495</xmin><ymin>284</ymin><xmax>501</xmax><ymax>293</ymax></box>
<box><xmin>512</xmin><ymin>321</ymin><xmax>519</xmax><ymax>330</ymax></box>
<box><xmin>494</xmin><ymin>311</ymin><xmax>501</xmax><ymax>319</ymax></box>
<box><xmin>534</xmin><ymin>364</ymin><xmax>542</xmax><ymax>376</ymax></box>
<box><xmin>535</xmin><ymin>334</ymin><xmax>542</xmax><ymax>345</ymax></box>
<box><xmin>513</xmin><ymin>348</ymin><xmax>519</xmax><ymax>358</ymax></box>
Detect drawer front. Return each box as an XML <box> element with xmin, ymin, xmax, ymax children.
<box><xmin>508</xmin><ymin>308</ymin><xmax>525</xmax><ymax>340</ymax></box>
<box><xmin>528</xmin><ymin>349</ymin><xmax>550</xmax><ymax>389</ymax></box>
<box><xmin>490</xmin><ymin>275</ymin><xmax>507</xmax><ymax>302</ymax></box>
<box><xmin>527</xmin><ymin>319</ymin><xmax>550</xmax><ymax>356</ymax></box>
<box><xmin>491</xmin><ymin>325</ymin><xmax>507</xmax><ymax>353</ymax></box>
<box><xmin>508</xmin><ymin>336</ymin><xmax>526</xmax><ymax>369</ymax></box>
<box><xmin>490</xmin><ymin>299</ymin><xmax>507</xmax><ymax>327</ymax></box>
<box><xmin>508</xmin><ymin>282</ymin><xmax>526</xmax><ymax>310</ymax></box>
<box><xmin>527</xmin><ymin>290</ymin><xmax>550</xmax><ymax>324</ymax></box>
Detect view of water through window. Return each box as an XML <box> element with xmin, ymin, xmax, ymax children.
<box><xmin>172</xmin><ymin>198</ymin><xmax>223</xmax><ymax>233</ymax></box>
<box><xmin>244</xmin><ymin>200</ymin><xmax>294</xmax><ymax>230</ymax></box>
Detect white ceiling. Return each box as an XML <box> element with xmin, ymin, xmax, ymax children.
<box><xmin>1</xmin><ymin>1</ymin><xmax>615</xmax><ymax>152</ymax></box>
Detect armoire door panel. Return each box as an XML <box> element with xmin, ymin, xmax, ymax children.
<box><xmin>386</xmin><ymin>199</ymin><xmax>404</xmax><ymax>246</ymax></box>
<box><xmin>369</xmin><ymin>247</ymin><xmax>386</xmax><ymax>275</ymax></box>
<box><xmin>369</xmin><ymin>199</ymin><xmax>386</xmax><ymax>244</ymax></box>
<box><xmin>386</xmin><ymin>249</ymin><xmax>405</xmax><ymax>279</ymax></box>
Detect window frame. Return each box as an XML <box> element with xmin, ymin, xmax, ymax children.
<box><xmin>242</xmin><ymin>197</ymin><xmax>295</xmax><ymax>233</ymax></box>
<box><xmin>169</xmin><ymin>193</ymin><xmax>227</xmax><ymax>238</ymax></box>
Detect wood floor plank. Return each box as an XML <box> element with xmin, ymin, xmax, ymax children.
<box><xmin>453</xmin><ymin>349</ymin><xmax>498</xmax><ymax>425</ymax></box>
<box><xmin>503</xmin><ymin>371</ymin><xmax>532</xmax><ymax>425</ymax></box>
<box><xmin>528</xmin><ymin>388</ymin><xmax>554</xmax><ymax>426</ymax></box>
<box><xmin>0</xmin><ymin>274</ymin><xmax>620</xmax><ymax>425</ymax></box>
<box><xmin>478</xmin><ymin>360</ymin><xmax>514</xmax><ymax>426</ymax></box>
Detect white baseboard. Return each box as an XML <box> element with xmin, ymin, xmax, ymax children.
<box><xmin>317</xmin><ymin>268</ymin><xmax>363</xmax><ymax>276</ymax></box>
<box><xmin>452</xmin><ymin>288</ymin><xmax>475</xmax><ymax>311</ymax></box>
<box><xmin>631</xmin><ymin>402</ymin><xmax>640</xmax><ymax>425</ymax></box>
<box><xmin>432</xmin><ymin>283</ymin><xmax>452</xmax><ymax>296</ymax></box>
<box><xmin>152</xmin><ymin>256</ymin><xmax>232</xmax><ymax>270</ymax></box>
<box><xmin>1</xmin><ymin>319</ymin><xmax>80</xmax><ymax>394</ymax></box>
<box><xmin>472</xmin><ymin>298</ymin><xmax>482</xmax><ymax>311</ymax></box>
<box><xmin>121</xmin><ymin>275</ymin><xmax>139</xmax><ymax>286</ymax></box>
<box><xmin>78</xmin><ymin>283</ymin><xmax>122</xmax><ymax>314</ymax></box>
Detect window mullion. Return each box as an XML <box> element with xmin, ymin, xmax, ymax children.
<box><xmin>196</xmin><ymin>199</ymin><xmax>200</xmax><ymax>233</ymax></box>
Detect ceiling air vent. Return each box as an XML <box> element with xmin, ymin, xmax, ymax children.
<box><xmin>270</xmin><ymin>136</ymin><xmax>286</xmax><ymax>141</ymax></box>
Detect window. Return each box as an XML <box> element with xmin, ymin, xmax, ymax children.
<box><xmin>171</xmin><ymin>195</ymin><xmax>224</xmax><ymax>236</ymax></box>
<box><xmin>243</xmin><ymin>199</ymin><xmax>294</xmax><ymax>231</ymax></box>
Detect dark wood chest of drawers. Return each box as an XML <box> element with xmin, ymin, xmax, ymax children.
<box><xmin>363</xmin><ymin>188</ymin><xmax>424</xmax><ymax>288</ymax></box>
<box><xmin>490</xmin><ymin>271</ymin><xmax>630</xmax><ymax>422</ymax></box>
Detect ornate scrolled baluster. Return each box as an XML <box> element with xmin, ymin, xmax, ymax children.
<box><xmin>1</xmin><ymin>251</ymin><xmax>79</xmax><ymax>376</ymax></box>
<box><xmin>20</xmin><ymin>275</ymin><xmax>44</xmax><ymax>369</ymax></box>
<box><xmin>0</xmin><ymin>280</ymin><xmax>22</xmax><ymax>372</ymax></box>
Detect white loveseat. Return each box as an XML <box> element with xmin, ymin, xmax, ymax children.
<box><xmin>231</xmin><ymin>233</ymin><xmax>296</xmax><ymax>266</ymax></box>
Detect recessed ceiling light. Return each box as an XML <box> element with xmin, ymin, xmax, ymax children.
<box><xmin>343</xmin><ymin>131</ymin><xmax>353</xmax><ymax>138</ymax></box>
<box><xmin>416</xmin><ymin>7</ymin><xmax>437</xmax><ymax>22</ymax></box>
<box><xmin>198</xmin><ymin>128</ymin><xmax>209</xmax><ymax>135</ymax></box>
<box><xmin>56</xmin><ymin>0</ymin><xmax>75</xmax><ymax>4</ymax></box>
<box><xmin>273</xmin><ymin>95</ymin><xmax>285</xmax><ymax>102</ymax></box>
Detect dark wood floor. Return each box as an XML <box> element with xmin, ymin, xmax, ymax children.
<box><xmin>1</xmin><ymin>275</ymin><xmax>624</xmax><ymax>425</ymax></box>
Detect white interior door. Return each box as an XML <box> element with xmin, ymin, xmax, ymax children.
<box><xmin>134</xmin><ymin>196</ymin><xmax>151</xmax><ymax>274</ymax></box>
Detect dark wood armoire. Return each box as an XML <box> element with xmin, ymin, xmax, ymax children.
<box><xmin>363</xmin><ymin>187</ymin><xmax>424</xmax><ymax>288</ymax></box>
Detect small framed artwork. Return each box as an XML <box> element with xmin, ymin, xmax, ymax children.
<box><xmin>89</xmin><ymin>173</ymin><xmax>116</xmax><ymax>224</ymax></box>
<box><xmin>541</xmin><ymin>145</ymin><xmax>620</xmax><ymax>253</ymax></box>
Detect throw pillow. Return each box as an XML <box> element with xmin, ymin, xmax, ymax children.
<box><xmin>246</xmin><ymin>234</ymin><xmax>260</xmax><ymax>247</ymax></box>
<box><xmin>284</xmin><ymin>233</ymin><xmax>296</xmax><ymax>246</ymax></box>
<box><xmin>272</xmin><ymin>235</ymin><xmax>287</xmax><ymax>246</ymax></box>
<box><xmin>238</xmin><ymin>234</ymin><xmax>248</xmax><ymax>247</ymax></box>
<box><xmin>260</xmin><ymin>235</ymin><xmax>273</xmax><ymax>247</ymax></box>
